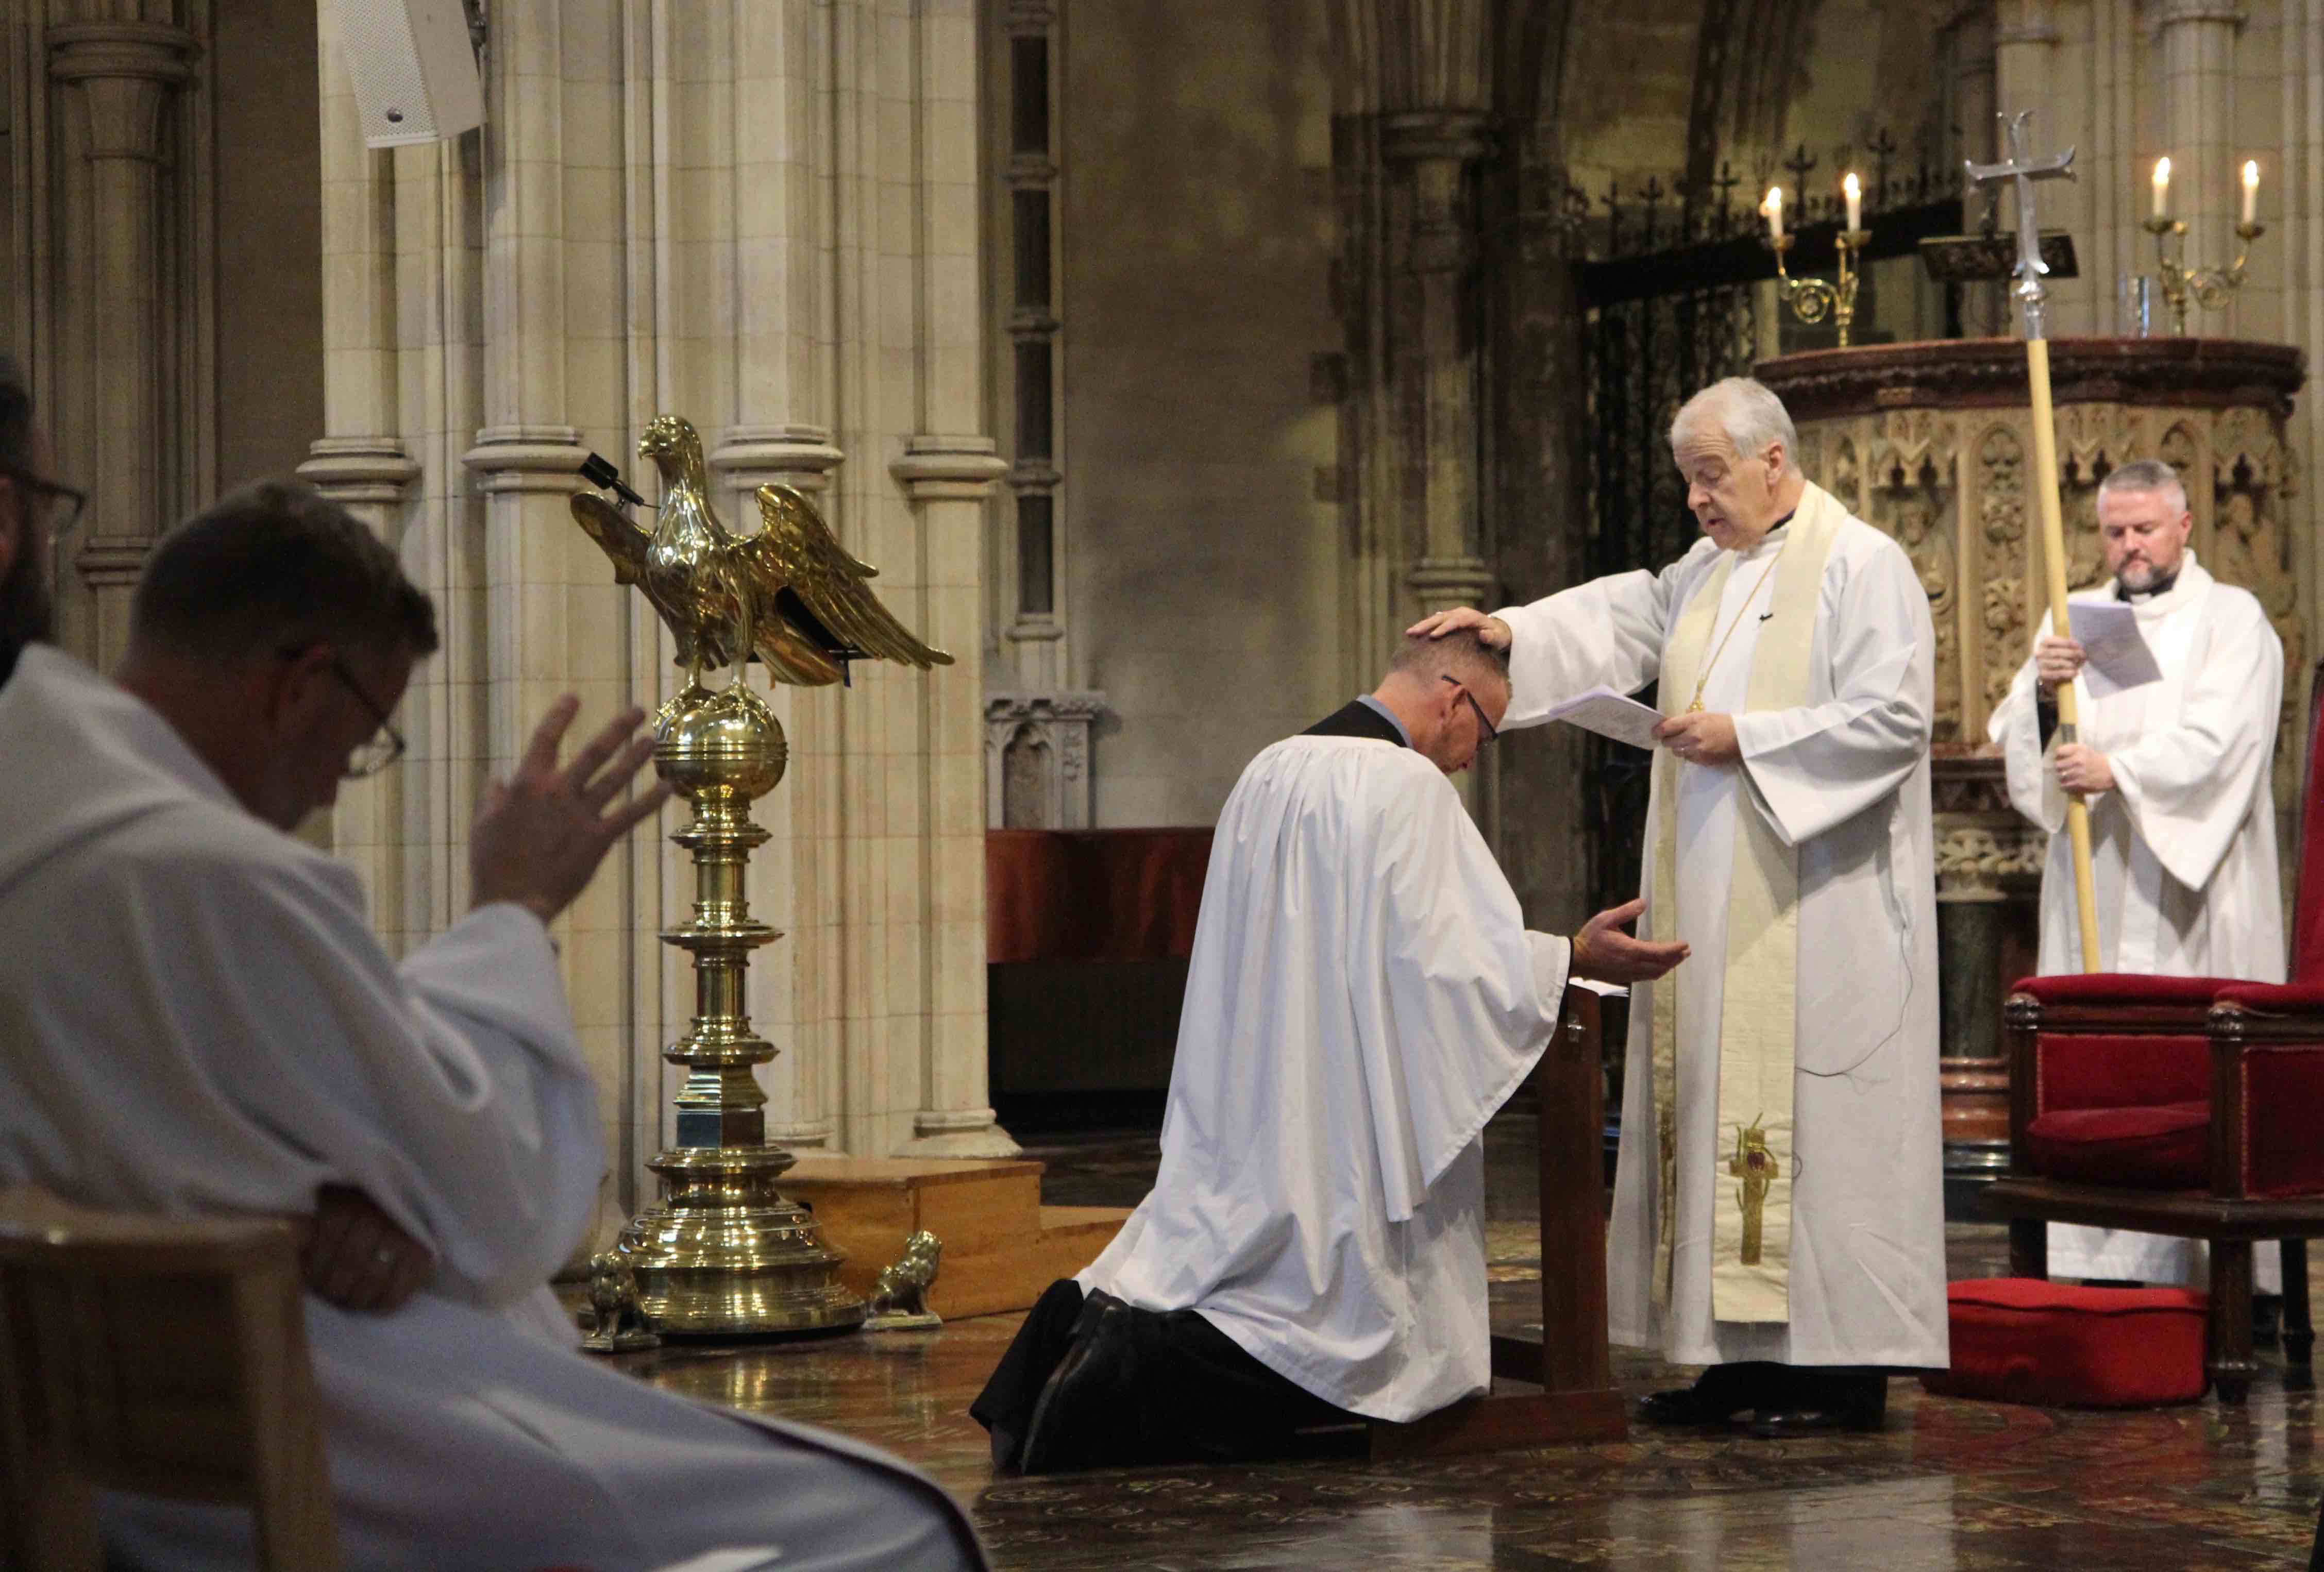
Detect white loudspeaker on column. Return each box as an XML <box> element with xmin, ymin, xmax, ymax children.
<box><xmin>338</xmin><ymin>0</ymin><xmax>485</xmax><ymax>148</ymax></box>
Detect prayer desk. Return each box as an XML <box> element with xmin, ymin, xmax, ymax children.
<box><xmin>1368</xmin><ymin>986</ymin><xmax>1629</xmax><ymax>1457</ymax></box>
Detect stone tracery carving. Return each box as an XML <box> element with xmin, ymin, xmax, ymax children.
<box><xmin>1978</xmin><ymin>426</ymin><xmax>2029</xmax><ymax>716</ymax></box>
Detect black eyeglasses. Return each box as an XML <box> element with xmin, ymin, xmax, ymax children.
<box><xmin>327</xmin><ymin>657</ymin><xmax>407</xmax><ymax>778</ymax></box>
<box><xmin>0</xmin><ymin>465</ymin><xmax>86</xmax><ymax>538</ymax></box>
<box><xmin>1441</xmin><ymin>675</ymin><xmax>1499</xmax><ymax>746</ymax></box>
<box><xmin>277</xmin><ymin>646</ymin><xmax>407</xmax><ymax>779</ymax></box>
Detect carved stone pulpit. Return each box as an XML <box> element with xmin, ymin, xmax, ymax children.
<box><xmin>1757</xmin><ymin>339</ymin><xmax>2308</xmax><ymax>1202</ymax></box>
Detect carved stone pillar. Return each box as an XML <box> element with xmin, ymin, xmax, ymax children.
<box><xmin>2157</xmin><ymin>0</ymin><xmax>2249</xmax><ymax>279</ymax></box>
<box><xmin>894</xmin><ymin>438</ymin><xmax>1017</xmax><ymax>1159</ymax></box>
<box><xmin>47</xmin><ymin>18</ymin><xmax>198</xmax><ymax>668</ymax></box>
<box><xmin>1385</xmin><ymin>112</ymin><xmax>1493</xmax><ymax>626</ymax></box>
<box><xmin>1951</xmin><ymin>4</ymin><xmax>2003</xmax><ymax>338</ymax></box>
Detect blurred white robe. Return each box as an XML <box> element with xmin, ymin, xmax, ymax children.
<box><xmin>1079</xmin><ymin>725</ymin><xmax>1571</xmax><ymax>1422</ymax></box>
<box><xmin>1495</xmin><ymin>494</ymin><xmax>1948</xmax><ymax>1370</ymax></box>
<box><xmin>0</xmin><ymin>647</ymin><xmax>981</xmax><ymax>1572</ymax></box>
<box><xmin>1990</xmin><ymin>555</ymin><xmax>2286</xmax><ymax>1289</ymax></box>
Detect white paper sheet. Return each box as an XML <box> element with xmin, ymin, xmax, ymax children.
<box><xmin>2066</xmin><ymin>600</ymin><xmax>2163</xmax><ymax>698</ymax></box>
<box><xmin>1540</xmin><ymin>684</ymin><xmax>1664</xmax><ymax>750</ymax></box>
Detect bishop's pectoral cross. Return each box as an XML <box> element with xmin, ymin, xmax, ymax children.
<box><xmin>1728</xmin><ymin>1117</ymin><xmax>1775</xmax><ymax>1266</ymax></box>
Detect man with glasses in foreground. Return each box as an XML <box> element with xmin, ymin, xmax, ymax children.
<box><xmin>0</xmin><ymin>479</ymin><xmax>986</xmax><ymax>1569</ymax></box>
<box><xmin>974</xmin><ymin>628</ymin><xmax>1686</xmax><ymax>1472</ymax></box>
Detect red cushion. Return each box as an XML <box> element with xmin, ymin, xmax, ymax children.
<box><xmin>2022</xmin><ymin>1101</ymin><xmax>2210</xmax><ymax>1189</ymax></box>
<box><xmin>2011</xmin><ymin>973</ymin><xmax>2231</xmax><ymax>1008</ymax></box>
<box><xmin>1922</xmin><ymin>1278</ymin><xmax>2208</xmax><ymax>1407</ymax></box>
<box><xmin>2217</xmin><ymin>981</ymin><xmax>2324</xmax><ymax>1011</ymax></box>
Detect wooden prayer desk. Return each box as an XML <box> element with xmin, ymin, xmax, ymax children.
<box><xmin>1367</xmin><ymin>986</ymin><xmax>1630</xmax><ymax>1457</ymax></box>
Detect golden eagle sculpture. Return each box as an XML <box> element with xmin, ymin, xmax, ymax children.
<box><xmin>568</xmin><ymin>413</ymin><xmax>953</xmax><ymax>687</ymax></box>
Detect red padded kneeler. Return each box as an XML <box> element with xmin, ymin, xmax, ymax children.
<box><xmin>1920</xmin><ymin>1278</ymin><xmax>2208</xmax><ymax>1408</ymax></box>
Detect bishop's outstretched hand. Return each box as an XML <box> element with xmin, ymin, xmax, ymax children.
<box><xmin>1569</xmin><ymin>897</ymin><xmax>1689</xmax><ymax>985</ymax></box>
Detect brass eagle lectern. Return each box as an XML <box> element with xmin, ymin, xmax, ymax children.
<box><xmin>570</xmin><ymin>414</ymin><xmax>953</xmax><ymax>1334</ymax></box>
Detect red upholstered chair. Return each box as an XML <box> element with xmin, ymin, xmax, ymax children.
<box><xmin>1986</xmin><ymin>660</ymin><xmax>2324</xmax><ymax>1404</ymax></box>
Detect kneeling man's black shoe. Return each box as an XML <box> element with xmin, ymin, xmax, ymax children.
<box><xmin>1636</xmin><ymin>1388</ymin><xmax>1714</xmax><ymax>1426</ymax></box>
<box><xmin>1019</xmin><ymin>1301</ymin><xmax>1134</xmax><ymax>1474</ymax></box>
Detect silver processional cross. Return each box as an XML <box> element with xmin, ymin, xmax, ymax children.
<box><xmin>1964</xmin><ymin>111</ymin><xmax>2076</xmax><ymax>339</ymax></box>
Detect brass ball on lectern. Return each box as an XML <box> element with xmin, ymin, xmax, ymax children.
<box><xmin>653</xmin><ymin>682</ymin><xmax>788</xmax><ymax>802</ymax></box>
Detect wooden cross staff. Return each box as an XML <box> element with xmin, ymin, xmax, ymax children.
<box><xmin>1967</xmin><ymin>111</ymin><xmax>2100</xmax><ymax>972</ymax></box>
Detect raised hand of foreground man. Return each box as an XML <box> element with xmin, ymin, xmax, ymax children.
<box><xmin>469</xmin><ymin>696</ymin><xmax>673</xmax><ymax>924</ymax></box>
<box><xmin>1570</xmin><ymin>897</ymin><xmax>1689</xmax><ymax>985</ymax></box>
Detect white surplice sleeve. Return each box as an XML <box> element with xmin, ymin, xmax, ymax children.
<box><xmin>148</xmin><ymin>840</ymin><xmax>604</xmax><ymax>1308</ymax></box>
<box><xmin>2109</xmin><ymin>593</ymin><xmax>2284</xmax><ymax>892</ymax></box>
<box><xmin>1732</xmin><ymin>536</ymin><xmax>1934</xmax><ymax>848</ymax></box>
<box><xmin>1352</xmin><ymin>759</ymin><xmax>1569</xmax><ymax>1222</ymax></box>
<box><xmin>1988</xmin><ymin>611</ymin><xmax>2065</xmax><ymax>835</ymax></box>
<box><xmin>1492</xmin><ymin>547</ymin><xmax>1709</xmax><ymax>728</ymax></box>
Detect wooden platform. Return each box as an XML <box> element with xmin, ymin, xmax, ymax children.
<box><xmin>779</xmin><ymin>1156</ymin><xmax>1127</xmax><ymax>1322</ymax></box>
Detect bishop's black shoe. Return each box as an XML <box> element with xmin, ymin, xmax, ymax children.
<box><xmin>1743</xmin><ymin>1371</ymin><xmax>1888</xmax><ymax>1439</ymax></box>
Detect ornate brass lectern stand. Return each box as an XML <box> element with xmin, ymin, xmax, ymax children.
<box><xmin>570</xmin><ymin>414</ymin><xmax>955</xmax><ymax>1335</ymax></box>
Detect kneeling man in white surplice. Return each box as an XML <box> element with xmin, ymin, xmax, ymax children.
<box><xmin>1990</xmin><ymin>458</ymin><xmax>2286</xmax><ymax>1292</ymax></box>
<box><xmin>0</xmin><ymin>474</ymin><xmax>985</xmax><ymax>1570</ymax></box>
<box><xmin>1413</xmin><ymin>375</ymin><xmax>1949</xmax><ymax>1438</ymax></box>
<box><xmin>972</xmin><ymin>631</ymin><xmax>1687</xmax><ymax>1472</ymax></box>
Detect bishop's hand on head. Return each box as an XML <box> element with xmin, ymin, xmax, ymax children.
<box><xmin>1569</xmin><ymin>897</ymin><xmax>1689</xmax><ymax>985</ymax></box>
<box><xmin>1406</xmin><ymin>605</ymin><xmax>1512</xmax><ymax>649</ymax></box>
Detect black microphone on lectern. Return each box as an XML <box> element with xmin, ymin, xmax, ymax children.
<box><xmin>578</xmin><ymin>451</ymin><xmax>647</xmax><ymax>509</ymax></box>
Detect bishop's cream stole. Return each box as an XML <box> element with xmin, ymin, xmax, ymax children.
<box><xmin>1645</xmin><ymin>481</ymin><xmax>1845</xmax><ymax>1324</ymax></box>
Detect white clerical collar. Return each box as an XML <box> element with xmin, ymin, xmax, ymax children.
<box><xmin>2116</xmin><ymin>551</ymin><xmax>2207</xmax><ymax>618</ymax></box>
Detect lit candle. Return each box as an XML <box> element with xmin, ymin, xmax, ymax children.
<box><xmin>1844</xmin><ymin>172</ymin><xmax>1862</xmax><ymax>232</ymax></box>
<box><xmin>2152</xmin><ymin>156</ymin><xmax>2171</xmax><ymax>220</ymax></box>
<box><xmin>1762</xmin><ymin>186</ymin><xmax>1784</xmax><ymax>244</ymax></box>
<box><xmin>2243</xmin><ymin>159</ymin><xmax>2260</xmax><ymax>225</ymax></box>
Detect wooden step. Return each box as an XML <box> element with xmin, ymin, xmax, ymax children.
<box><xmin>778</xmin><ymin>1157</ymin><xmax>1129</xmax><ymax>1322</ymax></box>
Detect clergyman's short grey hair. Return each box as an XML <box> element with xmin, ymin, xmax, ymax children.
<box><xmin>130</xmin><ymin>480</ymin><xmax>439</xmax><ymax>666</ymax></box>
<box><xmin>1669</xmin><ymin>377</ymin><xmax>1803</xmax><ymax>480</ymax></box>
<box><xmin>2096</xmin><ymin>458</ymin><xmax>2190</xmax><ymax>517</ymax></box>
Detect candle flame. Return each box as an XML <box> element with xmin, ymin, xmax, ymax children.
<box><xmin>2245</xmin><ymin>159</ymin><xmax>2261</xmax><ymax>186</ymax></box>
<box><xmin>1762</xmin><ymin>187</ymin><xmax>1781</xmax><ymax>212</ymax></box>
<box><xmin>2154</xmin><ymin>156</ymin><xmax>2171</xmax><ymax>182</ymax></box>
<box><xmin>1843</xmin><ymin>172</ymin><xmax>1860</xmax><ymax>198</ymax></box>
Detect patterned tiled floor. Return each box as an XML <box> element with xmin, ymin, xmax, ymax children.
<box><xmin>599</xmin><ymin>1122</ymin><xmax>2324</xmax><ymax>1569</ymax></box>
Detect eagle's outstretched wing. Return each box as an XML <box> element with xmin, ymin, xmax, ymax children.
<box><xmin>741</xmin><ymin>483</ymin><xmax>955</xmax><ymax>677</ymax></box>
<box><xmin>570</xmin><ymin>492</ymin><xmax>651</xmax><ymax>586</ymax></box>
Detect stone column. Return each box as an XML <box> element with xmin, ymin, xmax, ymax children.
<box><xmin>47</xmin><ymin>16</ymin><xmax>197</xmax><ymax>668</ymax></box>
<box><xmin>302</xmin><ymin>4</ymin><xmax>419</xmax><ymax>935</ymax></box>
<box><xmin>1952</xmin><ymin>4</ymin><xmax>2003</xmax><ymax>337</ymax></box>
<box><xmin>1385</xmin><ymin>112</ymin><xmax>1493</xmax><ymax>629</ymax></box>
<box><xmin>2158</xmin><ymin>0</ymin><xmax>2249</xmax><ymax>280</ymax></box>
<box><xmin>896</xmin><ymin>439</ymin><xmax>1013</xmax><ymax>1158</ymax></box>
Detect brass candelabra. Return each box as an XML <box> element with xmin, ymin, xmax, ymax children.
<box><xmin>2142</xmin><ymin>216</ymin><xmax>2265</xmax><ymax>336</ymax></box>
<box><xmin>1770</xmin><ymin>229</ymin><xmax>1871</xmax><ymax>348</ymax></box>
